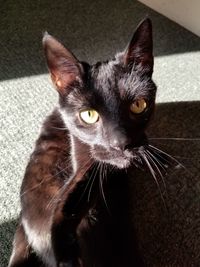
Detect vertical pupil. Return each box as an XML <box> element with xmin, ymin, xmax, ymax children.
<box><xmin>88</xmin><ymin>111</ymin><xmax>92</xmax><ymax>117</ymax></box>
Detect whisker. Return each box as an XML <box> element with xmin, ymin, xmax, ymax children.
<box><xmin>74</xmin><ymin>162</ymin><xmax>97</xmax><ymax>206</ymax></box>
<box><xmin>20</xmin><ymin>163</ymin><xmax>70</xmax><ymax>197</ymax></box>
<box><xmin>172</xmin><ymin>155</ymin><xmax>200</xmax><ymax>160</ymax></box>
<box><xmin>45</xmin><ymin>181</ymin><xmax>66</xmax><ymax>211</ymax></box>
<box><xmin>147</xmin><ymin>148</ymin><xmax>172</xmax><ymax>172</ymax></box>
<box><xmin>87</xmin><ymin>162</ymin><xmax>100</xmax><ymax>202</ymax></box>
<box><xmin>109</xmin><ymin>164</ymin><xmax>116</xmax><ymax>174</ymax></box>
<box><xmin>46</xmin><ymin>156</ymin><xmax>92</xmax><ymax>210</ymax></box>
<box><xmin>146</xmin><ymin>148</ymin><xmax>168</xmax><ymax>174</ymax></box>
<box><xmin>99</xmin><ymin>163</ymin><xmax>110</xmax><ymax>214</ymax></box>
<box><xmin>51</xmin><ymin>126</ymin><xmax>68</xmax><ymax>131</ymax></box>
<box><xmin>132</xmin><ymin>152</ymin><xmax>144</xmax><ymax>170</ymax></box>
<box><xmin>103</xmin><ymin>163</ymin><xmax>108</xmax><ymax>182</ymax></box>
<box><xmin>148</xmin><ymin>145</ymin><xmax>185</xmax><ymax>170</ymax></box>
<box><xmin>149</xmin><ymin>144</ymin><xmax>195</xmax><ymax>179</ymax></box>
<box><xmin>145</xmin><ymin>150</ymin><xmax>167</xmax><ymax>191</ymax></box>
<box><xmin>140</xmin><ymin>151</ymin><xmax>166</xmax><ymax>208</ymax></box>
<box><xmin>149</xmin><ymin>137</ymin><xmax>200</xmax><ymax>141</ymax></box>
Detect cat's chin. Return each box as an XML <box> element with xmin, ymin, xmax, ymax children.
<box><xmin>101</xmin><ymin>157</ymin><xmax>131</xmax><ymax>169</ymax></box>
<box><xmin>91</xmin><ymin>145</ymin><xmax>134</xmax><ymax>169</ymax></box>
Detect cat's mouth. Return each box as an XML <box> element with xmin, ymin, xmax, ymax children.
<box><xmin>91</xmin><ymin>145</ymin><xmax>139</xmax><ymax>169</ymax></box>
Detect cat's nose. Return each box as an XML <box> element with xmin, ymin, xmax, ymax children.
<box><xmin>110</xmin><ymin>134</ymin><xmax>130</xmax><ymax>151</ymax></box>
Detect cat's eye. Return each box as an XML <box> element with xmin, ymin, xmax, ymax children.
<box><xmin>79</xmin><ymin>109</ymin><xmax>99</xmax><ymax>124</ymax></box>
<box><xmin>130</xmin><ymin>99</ymin><xmax>147</xmax><ymax>114</ymax></box>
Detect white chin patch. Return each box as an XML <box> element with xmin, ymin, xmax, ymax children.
<box><xmin>103</xmin><ymin>158</ymin><xmax>131</xmax><ymax>169</ymax></box>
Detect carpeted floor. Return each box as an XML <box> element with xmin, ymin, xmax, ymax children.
<box><xmin>0</xmin><ymin>1</ymin><xmax>200</xmax><ymax>266</ymax></box>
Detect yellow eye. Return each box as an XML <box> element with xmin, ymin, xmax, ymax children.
<box><xmin>79</xmin><ymin>109</ymin><xmax>99</xmax><ymax>124</ymax></box>
<box><xmin>130</xmin><ymin>99</ymin><xmax>147</xmax><ymax>114</ymax></box>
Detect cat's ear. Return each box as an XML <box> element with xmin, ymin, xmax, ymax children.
<box><xmin>43</xmin><ymin>32</ymin><xmax>82</xmax><ymax>93</ymax></box>
<box><xmin>124</xmin><ymin>18</ymin><xmax>153</xmax><ymax>75</ymax></box>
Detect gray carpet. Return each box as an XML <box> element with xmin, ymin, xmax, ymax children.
<box><xmin>0</xmin><ymin>0</ymin><xmax>200</xmax><ymax>266</ymax></box>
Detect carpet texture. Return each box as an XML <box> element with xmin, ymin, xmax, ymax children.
<box><xmin>0</xmin><ymin>0</ymin><xmax>200</xmax><ymax>266</ymax></box>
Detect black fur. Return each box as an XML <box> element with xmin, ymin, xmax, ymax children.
<box><xmin>9</xmin><ymin>18</ymin><xmax>156</xmax><ymax>267</ymax></box>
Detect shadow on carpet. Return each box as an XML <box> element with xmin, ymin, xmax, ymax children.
<box><xmin>0</xmin><ymin>219</ymin><xmax>18</xmax><ymax>267</ymax></box>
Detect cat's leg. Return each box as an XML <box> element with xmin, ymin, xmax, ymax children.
<box><xmin>8</xmin><ymin>222</ymin><xmax>45</xmax><ymax>267</ymax></box>
<box><xmin>52</xmin><ymin>219</ymin><xmax>80</xmax><ymax>267</ymax></box>
<box><xmin>51</xmin><ymin>193</ymin><xmax>85</xmax><ymax>266</ymax></box>
<box><xmin>51</xmin><ymin>170</ymin><xmax>95</xmax><ymax>267</ymax></box>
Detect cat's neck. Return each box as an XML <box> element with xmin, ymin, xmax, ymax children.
<box><xmin>69</xmin><ymin>134</ymin><xmax>91</xmax><ymax>174</ymax></box>
<box><xmin>57</xmin><ymin>106</ymin><xmax>92</xmax><ymax>174</ymax></box>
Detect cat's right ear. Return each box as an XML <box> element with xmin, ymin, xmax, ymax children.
<box><xmin>43</xmin><ymin>33</ymin><xmax>82</xmax><ymax>93</ymax></box>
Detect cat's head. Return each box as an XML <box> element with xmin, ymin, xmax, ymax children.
<box><xmin>43</xmin><ymin>18</ymin><xmax>156</xmax><ymax>169</ymax></box>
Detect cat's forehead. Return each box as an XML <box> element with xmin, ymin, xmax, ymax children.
<box><xmin>90</xmin><ymin>57</ymin><xmax>150</xmax><ymax>100</ymax></box>
<box><xmin>91</xmin><ymin>58</ymin><xmax>120</xmax><ymax>89</ymax></box>
<box><xmin>91</xmin><ymin>55</ymin><xmax>127</xmax><ymax>98</ymax></box>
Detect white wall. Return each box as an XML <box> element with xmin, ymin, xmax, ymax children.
<box><xmin>138</xmin><ymin>0</ymin><xmax>200</xmax><ymax>37</ymax></box>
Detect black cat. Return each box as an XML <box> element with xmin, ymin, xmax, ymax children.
<box><xmin>9</xmin><ymin>18</ymin><xmax>157</xmax><ymax>267</ymax></box>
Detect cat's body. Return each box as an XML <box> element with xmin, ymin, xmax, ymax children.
<box><xmin>9</xmin><ymin>18</ymin><xmax>156</xmax><ymax>267</ymax></box>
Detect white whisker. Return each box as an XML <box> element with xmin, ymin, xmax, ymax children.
<box><xmin>20</xmin><ymin>163</ymin><xmax>70</xmax><ymax>198</ymax></box>
<box><xmin>99</xmin><ymin>163</ymin><xmax>110</xmax><ymax>214</ymax></box>
<box><xmin>148</xmin><ymin>144</ymin><xmax>195</xmax><ymax>178</ymax></box>
<box><xmin>51</xmin><ymin>126</ymin><xmax>68</xmax><ymax>131</ymax></box>
<box><xmin>148</xmin><ymin>145</ymin><xmax>185</xmax><ymax>170</ymax></box>
<box><xmin>146</xmin><ymin>148</ymin><xmax>168</xmax><ymax>173</ymax></box>
<box><xmin>145</xmin><ymin>150</ymin><xmax>167</xmax><ymax>191</ymax></box>
<box><xmin>45</xmin><ymin>156</ymin><xmax>92</xmax><ymax>210</ymax></box>
<box><xmin>140</xmin><ymin>150</ymin><xmax>166</xmax><ymax>208</ymax></box>
<box><xmin>149</xmin><ymin>137</ymin><xmax>200</xmax><ymax>141</ymax></box>
<box><xmin>87</xmin><ymin>162</ymin><xmax>100</xmax><ymax>202</ymax></box>
<box><xmin>73</xmin><ymin>162</ymin><xmax>97</xmax><ymax>207</ymax></box>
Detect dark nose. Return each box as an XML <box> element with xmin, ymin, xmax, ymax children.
<box><xmin>110</xmin><ymin>132</ymin><xmax>130</xmax><ymax>151</ymax></box>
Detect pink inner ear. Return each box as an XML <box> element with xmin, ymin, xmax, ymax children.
<box><xmin>43</xmin><ymin>34</ymin><xmax>82</xmax><ymax>93</ymax></box>
<box><xmin>51</xmin><ymin>71</ymin><xmax>77</xmax><ymax>92</ymax></box>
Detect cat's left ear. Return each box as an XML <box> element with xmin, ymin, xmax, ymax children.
<box><xmin>124</xmin><ymin>18</ymin><xmax>153</xmax><ymax>76</ymax></box>
<box><xmin>43</xmin><ymin>33</ymin><xmax>83</xmax><ymax>93</ymax></box>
